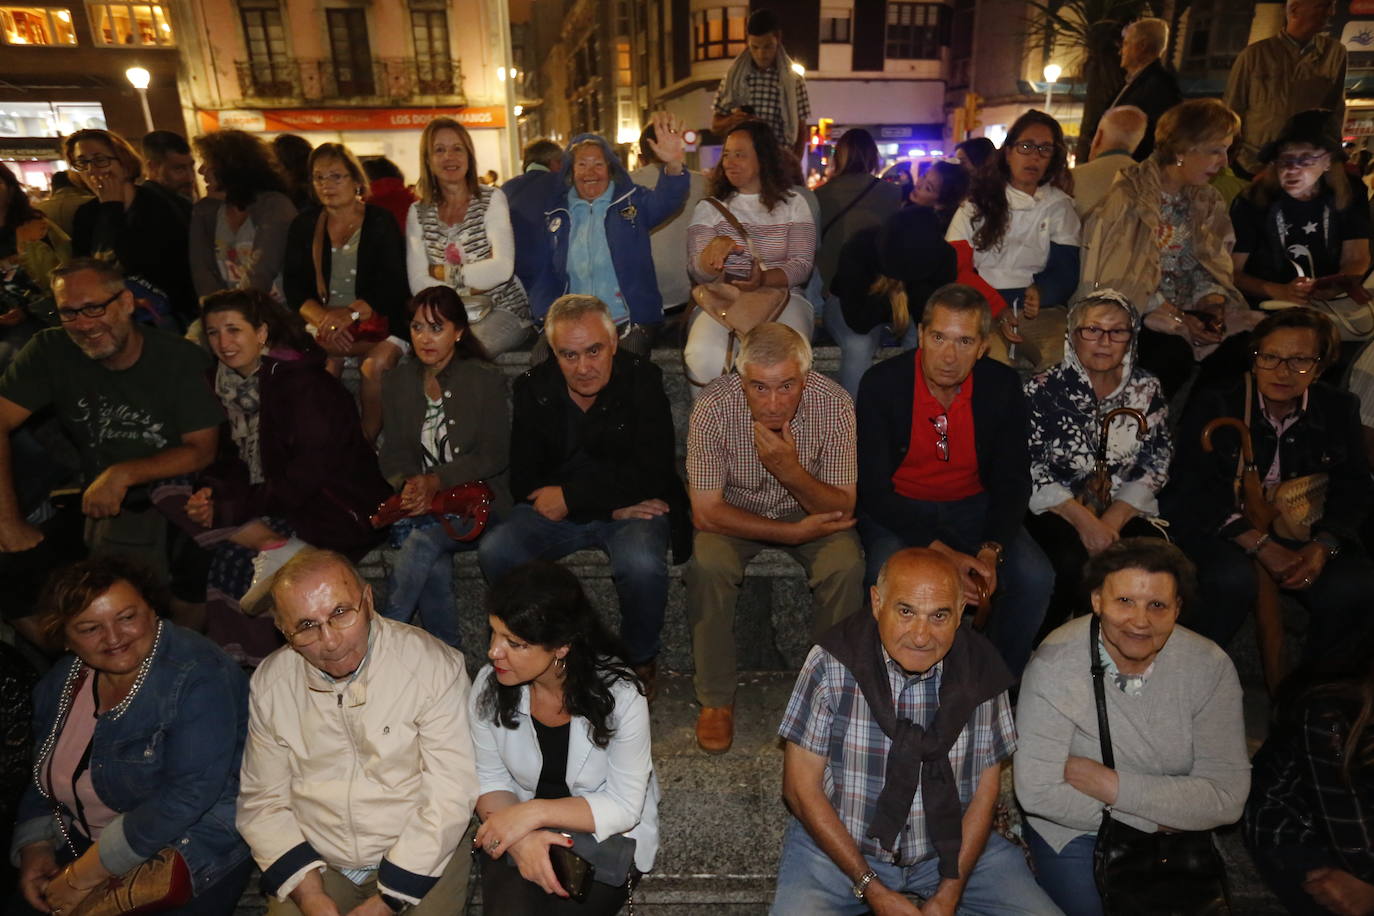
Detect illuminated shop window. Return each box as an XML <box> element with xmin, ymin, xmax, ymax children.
<box><xmin>89</xmin><ymin>2</ymin><xmax>174</xmax><ymax>46</ymax></box>
<box><xmin>1</xmin><ymin>7</ymin><xmax>78</xmax><ymax>45</ymax></box>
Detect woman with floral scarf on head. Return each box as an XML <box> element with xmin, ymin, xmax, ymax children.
<box><xmin>1023</xmin><ymin>290</ymin><xmax>1172</xmax><ymax>632</ymax></box>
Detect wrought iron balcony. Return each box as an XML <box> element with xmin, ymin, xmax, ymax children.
<box><xmin>233</xmin><ymin>56</ymin><xmax>465</xmax><ymax>104</ymax></box>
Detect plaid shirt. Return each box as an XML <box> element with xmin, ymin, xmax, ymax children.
<box><xmin>1245</xmin><ymin>696</ymin><xmax>1374</xmax><ymax>881</ymax></box>
<box><xmin>687</xmin><ymin>371</ymin><xmax>856</xmax><ymax>519</ymax></box>
<box><xmin>711</xmin><ymin>59</ymin><xmax>812</xmax><ymax>149</ymax></box>
<box><xmin>779</xmin><ymin>642</ymin><xmax>1017</xmax><ymax>866</ymax></box>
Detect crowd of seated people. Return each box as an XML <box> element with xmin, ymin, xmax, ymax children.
<box><xmin>7</xmin><ymin>35</ymin><xmax>1374</xmax><ymax>911</ymax></box>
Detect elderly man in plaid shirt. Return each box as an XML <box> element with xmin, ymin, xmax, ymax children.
<box><xmin>772</xmin><ymin>548</ymin><xmax>1060</xmax><ymax>915</ymax></box>
<box><xmin>685</xmin><ymin>322</ymin><xmax>865</xmax><ymax>754</ymax></box>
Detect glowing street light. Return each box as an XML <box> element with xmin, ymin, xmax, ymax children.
<box><xmin>1042</xmin><ymin>63</ymin><xmax>1062</xmax><ymax>112</ymax></box>
<box><xmin>125</xmin><ymin>66</ymin><xmax>154</xmax><ymax>132</ymax></box>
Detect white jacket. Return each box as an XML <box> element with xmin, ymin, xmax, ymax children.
<box><xmin>237</xmin><ymin>615</ymin><xmax>478</xmax><ymax>903</ymax></box>
<box><xmin>468</xmin><ymin>665</ymin><xmax>660</xmax><ymax>873</ymax></box>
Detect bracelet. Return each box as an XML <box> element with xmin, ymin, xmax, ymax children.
<box><xmin>1245</xmin><ymin>533</ymin><xmax>1271</xmax><ymax>556</ymax></box>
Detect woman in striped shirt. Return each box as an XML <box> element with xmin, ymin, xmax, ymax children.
<box><xmin>685</xmin><ymin>120</ymin><xmax>817</xmax><ymax>391</ymax></box>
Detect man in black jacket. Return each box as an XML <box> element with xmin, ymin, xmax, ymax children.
<box><xmin>855</xmin><ymin>284</ymin><xmax>1052</xmax><ymax>676</ymax></box>
<box><xmin>1110</xmin><ymin>18</ymin><xmax>1182</xmax><ymax>161</ymax></box>
<box><xmin>478</xmin><ymin>294</ymin><xmax>688</xmax><ymax>690</ymax></box>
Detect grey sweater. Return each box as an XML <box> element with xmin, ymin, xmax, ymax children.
<box><xmin>1013</xmin><ymin>614</ymin><xmax>1250</xmax><ymax>853</ymax></box>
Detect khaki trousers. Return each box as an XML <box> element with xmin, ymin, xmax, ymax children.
<box><xmin>267</xmin><ymin>821</ymin><xmax>477</xmax><ymax>916</ymax></box>
<box><xmin>685</xmin><ymin>524</ymin><xmax>864</xmax><ymax>707</ymax></box>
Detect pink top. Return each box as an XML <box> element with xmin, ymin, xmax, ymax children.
<box><xmin>44</xmin><ymin>670</ymin><xmax>118</xmax><ymax>841</ymax></box>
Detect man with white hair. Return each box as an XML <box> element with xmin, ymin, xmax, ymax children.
<box><xmin>1225</xmin><ymin>0</ymin><xmax>1346</xmax><ymax>176</ymax></box>
<box><xmin>477</xmin><ymin>294</ymin><xmax>688</xmax><ymax>699</ymax></box>
<box><xmin>1070</xmin><ymin>105</ymin><xmax>1149</xmax><ymax>218</ymax></box>
<box><xmin>237</xmin><ymin>547</ymin><xmax>478</xmax><ymax>915</ymax></box>
<box><xmin>685</xmin><ymin>322</ymin><xmax>864</xmax><ymax>753</ymax></box>
<box><xmin>1109</xmin><ymin>18</ymin><xmax>1181</xmax><ymax>160</ymax></box>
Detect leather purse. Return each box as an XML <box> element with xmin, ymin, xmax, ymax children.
<box><xmin>370</xmin><ymin>480</ymin><xmax>494</xmax><ymax>542</ymax></box>
<box><xmin>687</xmin><ymin>198</ymin><xmax>788</xmax><ymax>385</ymax></box>
<box><xmin>1089</xmin><ymin>616</ymin><xmax>1231</xmax><ymax>916</ymax></box>
<box><xmin>68</xmin><ymin>847</ymin><xmax>192</xmax><ymax>916</ymax></box>
<box><xmin>1235</xmin><ymin>375</ymin><xmax>1329</xmax><ymax>541</ymax></box>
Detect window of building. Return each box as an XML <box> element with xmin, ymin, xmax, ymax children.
<box><xmin>410</xmin><ymin>9</ymin><xmax>452</xmax><ymax>93</ymax></box>
<box><xmin>1</xmin><ymin>7</ymin><xmax>77</xmax><ymax>44</ymax></box>
<box><xmin>692</xmin><ymin>6</ymin><xmax>746</xmax><ymax>62</ymax></box>
<box><xmin>0</xmin><ymin>101</ymin><xmax>103</xmax><ymax>136</ymax></box>
<box><xmin>239</xmin><ymin>4</ymin><xmax>290</xmax><ymax>96</ymax></box>
<box><xmin>820</xmin><ymin>8</ymin><xmax>851</xmax><ymax>43</ymax></box>
<box><xmin>326</xmin><ymin>8</ymin><xmax>374</xmax><ymax>96</ymax></box>
<box><xmin>616</xmin><ymin>39</ymin><xmax>631</xmax><ymax>86</ymax></box>
<box><xmin>885</xmin><ymin>2</ymin><xmax>950</xmax><ymax>60</ymax></box>
<box><xmin>1182</xmin><ymin>0</ymin><xmax>1251</xmax><ymax>70</ymax></box>
<box><xmin>89</xmin><ymin>3</ymin><xmax>175</xmax><ymax>46</ymax></box>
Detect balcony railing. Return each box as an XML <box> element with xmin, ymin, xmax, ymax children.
<box><xmin>234</xmin><ymin>56</ymin><xmax>465</xmax><ymax>104</ymax></box>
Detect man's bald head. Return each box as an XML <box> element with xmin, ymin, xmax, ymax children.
<box><xmin>1091</xmin><ymin>106</ymin><xmax>1149</xmax><ymax>160</ymax></box>
<box><xmin>269</xmin><ymin>548</ymin><xmax>365</xmax><ymax>624</ymax></box>
<box><xmin>872</xmin><ymin>548</ymin><xmax>965</xmax><ymax>674</ymax></box>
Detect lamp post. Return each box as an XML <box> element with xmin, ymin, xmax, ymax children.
<box><xmin>1042</xmin><ymin>63</ymin><xmax>1062</xmax><ymax>113</ymax></box>
<box><xmin>125</xmin><ymin>66</ymin><xmax>153</xmax><ymax>133</ymax></box>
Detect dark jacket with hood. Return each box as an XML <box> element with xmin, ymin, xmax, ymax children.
<box><xmin>528</xmin><ymin>134</ymin><xmax>689</xmax><ymax>325</ymax></box>
<box><xmin>510</xmin><ymin>349</ymin><xmax>691</xmax><ymax>562</ymax></box>
<box><xmin>201</xmin><ymin>348</ymin><xmax>389</xmax><ymax>559</ymax></box>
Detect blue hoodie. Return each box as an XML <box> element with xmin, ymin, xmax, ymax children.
<box><xmin>528</xmin><ymin>133</ymin><xmax>689</xmax><ymax>326</ymax></box>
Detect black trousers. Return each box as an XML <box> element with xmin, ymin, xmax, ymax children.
<box><xmin>480</xmin><ymin>851</ymin><xmax>634</xmax><ymax>916</ymax></box>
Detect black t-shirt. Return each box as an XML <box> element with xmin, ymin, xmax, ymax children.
<box><xmin>532</xmin><ymin>718</ymin><xmax>571</xmax><ymax>800</ymax></box>
<box><xmin>1232</xmin><ymin>179</ymin><xmax>1372</xmax><ymax>285</ymax></box>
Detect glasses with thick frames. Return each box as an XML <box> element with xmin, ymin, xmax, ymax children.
<box><xmin>55</xmin><ymin>290</ymin><xmax>122</xmax><ymax>323</ymax></box>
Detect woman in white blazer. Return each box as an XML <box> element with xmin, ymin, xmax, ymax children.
<box><xmin>470</xmin><ymin>561</ymin><xmax>659</xmax><ymax>914</ymax></box>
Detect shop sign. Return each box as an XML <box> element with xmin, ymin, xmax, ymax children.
<box><xmin>197</xmin><ymin>105</ymin><xmax>507</xmax><ymax>133</ymax></box>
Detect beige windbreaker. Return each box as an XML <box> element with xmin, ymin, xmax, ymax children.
<box><xmin>237</xmin><ymin>615</ymin><xmax>478</xmax><ymax>903</ymax></box>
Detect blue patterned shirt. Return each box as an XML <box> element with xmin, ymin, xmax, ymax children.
<box><xmin>779</xmin><ymin>640</ymin><xmax>1017</xmax><ymax>866</ymax></box>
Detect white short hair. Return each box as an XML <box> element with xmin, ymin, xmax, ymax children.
<box><xmin>1126</xmin><ymin>17</ymin><xmax>1169</xmax><ymax>56</ymax></box>
<box><xmin>736</xmin><ymin>322</ymin><xmax>812</xmax><ymax>375</ymax></box>
<box><xmin>545</xmin><ymin>294</ymin><xmax>617</xmax><ymax>346</ymax></box>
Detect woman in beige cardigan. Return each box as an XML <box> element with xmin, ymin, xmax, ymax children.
<box><xmin>1079</xmin><ymin>99</ymin><xmax>1260</xmax><ymax>398</ymax></box>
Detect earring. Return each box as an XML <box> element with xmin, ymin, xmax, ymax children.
<box><xmin>556</xmin><ymin>657</ymin><xmax>567</xmax><ymax>671</ymax></box>
<box><xmin>1175</xmin><ymin>158</ymin><xmax>1184</xmax><ymax>167</ymax></box>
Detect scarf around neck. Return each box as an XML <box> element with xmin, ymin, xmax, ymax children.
<box><xmin>817</xmin><ymin>611</ymin><xmax>1013</xmax><ymax>878</ymax></box>
<box><xmin>720</xmin><ymin>45</ymin><xmax>800</xmax><ymax>146</ymax></box>
<box><xmin>215</xmin><ymin>360</ymin><xmax>263</xmax><ymax>484</ymax></box>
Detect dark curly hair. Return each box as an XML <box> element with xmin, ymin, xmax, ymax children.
<box><xmin>1</xmin><ymin>162</ymin><xmax>42</xmax><ymax>228</ymax></box>
<box><xmin>708</xmin><ymin>119</ymin><xmax>794</xmax><ymax>212</ymax></box>
<box><xmin>1081</xmin><ymin>538</ymin><xmax>1198</xmax><ymax>612</ymax></box>
<box><xmin>194</xmin><ymin>130</ymin><xmax>289</xmax><ymax>210</ymax></box>
<box><xmin>477</xmin><ymin>561</ymin><xmax>640</xmax><ymax>749</ymax></box>
<box><xmin>968</xmin><ymin>110</ymin><xmax>1070</xmax><ymax>252</ymax></box>
<box><xmin>38</xmin><ymin>554</ymin><xmax>169</xmax><ymax>645</ymax></box>
<box><xmin>202</xmin><ymin>287</ymin><xmax>317</xmax><ymax>355</ymax></box>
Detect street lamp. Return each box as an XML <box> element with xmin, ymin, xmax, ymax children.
<box><xmin>125</xmin><ymin>66</ymin><xmax>153</xmax><ymax>133</ymax></box>
<box><xmin>1042</xmin><ymin>63</ymin><xmax>1062</xmax><ymax>113</ymax></box>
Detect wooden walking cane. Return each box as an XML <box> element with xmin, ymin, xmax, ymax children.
<box><xmin>1201</xmin><ymin>416</ymin><xmax>1287</xmax><ymax>695</ymax></box>
<box><xmin>1082</xmin><ymin>407</ymin><xmax>1149</xmax><ymax>512</ymax></box>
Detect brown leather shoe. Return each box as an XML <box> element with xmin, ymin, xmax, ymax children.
<box><xmin>632</xmin><ymin>661</ymin><xmax>658</xmax><ymax>705</ymax></box>
<box><xmin>696</xmin><ymin>705</ymin><xmax>734</xmax><ymax>754</ymax></box>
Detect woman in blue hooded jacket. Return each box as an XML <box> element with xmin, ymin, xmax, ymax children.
<box><xmin>13</xmin><ymin>555</ymin><xmax>251</xmax><ymax>916</ymax></box>
<box><xmin>527</xmin><ymin>114</ymin><xmax>689</xmax><ymax>352</ymax></box>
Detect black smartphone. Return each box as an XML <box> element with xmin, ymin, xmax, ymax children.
<box><xmin>549</xmin><ymin>843</ymin><xmax>595</xmax><ymax>902</ymax></box>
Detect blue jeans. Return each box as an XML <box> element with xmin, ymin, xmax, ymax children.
<box><xmin>477</xmin><ymin>503</ymin><xmax>671</xmax><ymax>664</ymax></box>
<box><xmin>1025</xmin><ymin>823</ymin><xmax>1101</xmax><ymax>916</ymax></box>
<box><xmin>858</xmin><ymin>492</ymin><xmax>1053</xmax><ymax>676</ymax></box>
<box><xmin>382</xmin><ymin>516</ymin><xmax>481</xmax><ymax>647</ymax></box>
<box><xmin>771</xmin><ymin>817</ymin><xmax>1064</xmax><ymax>915</ymax></box>
<box><xmin>824</xmin><ymin>293</ymin><xmax>919</xmax><ymax>398</ymax></box>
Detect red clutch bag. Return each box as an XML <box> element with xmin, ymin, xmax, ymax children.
<box><xmin>370</xmin><ymin>480</ymin><xmax>494</xmax><ymax>542</ymax></box>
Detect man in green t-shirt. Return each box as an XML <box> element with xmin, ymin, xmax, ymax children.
<box><xmin>0</xmin><ymin>258</ymin><xmax>222</xmax><ymax>578</ymax></box>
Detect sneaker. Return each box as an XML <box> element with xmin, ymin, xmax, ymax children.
<box><xmin>239</xmin><ymin>537</ymin><xmax>309</xmax><ymax>616</ymax></box>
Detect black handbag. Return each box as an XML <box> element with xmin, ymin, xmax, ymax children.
<box><xmin>1089</xmin><ymin>616</ymin><xmax>1232</xmax><ymax>916</ymax></box>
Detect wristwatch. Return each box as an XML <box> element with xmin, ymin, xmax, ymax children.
<box><xmin>853</xmin><ymin>869</ymin><xmax>878</xmax><ymax>899</ymax></box>
<box><xmin>978</xmin><ymin>541</ymin><xmax>1005</xmax><ymax>566</ymax></box>
<box><xmin>379</xmin><ymin>893</ymin><xmax>408</xmax><ymax>914</ymax></box>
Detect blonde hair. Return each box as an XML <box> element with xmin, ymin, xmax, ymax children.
<box><xmin>1153</xmin><ymin>99</ymin><xmax>1241</xmax><ymax>165</ymax></box>
<box><xmin>416</xmin><ymin>117</ymin><xmax>480</xmax><ymax>205</ymax></box>
<box><xmin>869</xmin><ymin>276</ymin><xmax>912</xmax><ymax>338</ymax></box>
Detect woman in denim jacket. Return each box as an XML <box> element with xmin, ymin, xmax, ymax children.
<box><xmin>12</xmin><ymin>556</ymin><xmax>252</xmax><ymax>915</ymax></box>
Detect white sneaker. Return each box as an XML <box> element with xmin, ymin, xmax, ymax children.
<box><xmin>239</xmin><ymin>537</ymin><xmax>309</xmax><ymax>616</ymax></box>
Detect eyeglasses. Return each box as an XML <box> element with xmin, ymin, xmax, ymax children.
<box><xmin>930</xmin><ymin>413</ymin><xmax>949</xmax><ymax>462</ymax></box>
<box><xmin>284</xmin><ymin>605</ymin><xmax>361</xmax><ymax>645</ymax></box>
<box><xmin>1253</xmin><ymin>351</ymin><xmax>1321</xmax><ymax>374</ymax></box>
<box><xmin>70</xmin><ymin>154</ymin><xmax>117</xmax><ymax>172</ymax></box>
<box><xmin>56</xmin><ymin>290</ymin><xmax>122</xmax><ymax>323</ymax></box>
<box><xmin>1276</xmin><ymin>153</ymin><xmax>1329</xmax><ymax>170</ymax></box>
<box><xmin>1075</xmin><ymin>326</ymin><xmax>1134</xmax><ymax>342</ymax></box>
<box><xmin>1012</xmin><ymin>140</ymin><xmax>1057</xmax><ymax>159</ymax></box>
<box><xmin>312</xmin><ymin>171</ymin><xmax>352</xmax><ymax>185</ymax></box>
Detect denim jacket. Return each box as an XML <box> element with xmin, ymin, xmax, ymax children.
<box><xmin>10</xmin><ymin>623</ymin><xmax>251</xmax><ymax>893</ymax></box>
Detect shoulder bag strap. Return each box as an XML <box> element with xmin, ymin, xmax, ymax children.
<box><xmin>311</xmin><ymin>209</ymin><xmax>329</xmax><ymax>303</ymax></box>
<box><xmin>821</xmin><ymin>179</ymin><xmax>880</xmax><ymax>240</ymax></box>
<box><xmin>1089</xmin><ymin>615</ymin><xmax>1116</xmax><ymax>769</ymax></box>
<box><xmin>706</xmin><ymin>197</ymin><xmax>764</xmax><ymax>263</ymax></box>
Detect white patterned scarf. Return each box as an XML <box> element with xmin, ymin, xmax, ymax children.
<box><xmin>214</xmin><ymin>361</ymin><xmax>263</xmax><ymax>484</ymax></box>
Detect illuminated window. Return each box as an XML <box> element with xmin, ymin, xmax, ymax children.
<box><xmin>885</xmin><ymin>2</ymin><xmax>950</xmax><ymax>60</ymax></box>
<box><xmin>1</xmin><ymin>7</ymin><xmax>78</xmax><ymax>45</ymax></box>
<box><xmin>692</xmin><ymin>6</ymin><xmax>746</xmax><ymax>62</ymax></box>
<box><xmin>616</xmin><ymin>39</ymin><xmax>631</xmax><ymax>86</ymax></box>
<box><xmin>88</xmin><ymin>3</ymin><xmax>175</xmax><ymax>46</ymax></box>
